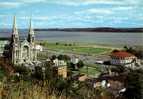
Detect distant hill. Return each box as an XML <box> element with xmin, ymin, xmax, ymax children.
<box><xmin>34</xmin><ymin>27</ymin><xmax>143</xmax><ymax>32</ymax></box>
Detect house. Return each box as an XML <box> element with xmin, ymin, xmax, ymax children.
<box><xmin>110</xmin><ymin>51</ymin><xmax>137</xmax><ymax>68</ymax></box>
<box><xmin>53</xmin><ymin>58</ymin><xmax>67</xmax><ymax>78</ymax></box>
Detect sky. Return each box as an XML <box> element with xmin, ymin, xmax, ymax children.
<box><xmin>0</xmin><ymin>0</ymin><xmax>142</xmax><ymax>28</ymax></box>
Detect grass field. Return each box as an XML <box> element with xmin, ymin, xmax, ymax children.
<box><xmin>79</xmin><ymin>64</ymin><xmax>101</xmax><ymax>77</ymax></box>
<box><xmin>40</xmin><ymin>42</ymin><xmax>112</xmax><ymax>55</ymax></box>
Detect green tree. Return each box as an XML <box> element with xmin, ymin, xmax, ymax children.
<box><xmin>67</xmin><ymin>62</ymin><xmax>75</xmax><ymax>70</ymax></box>
<box><xmin>51</xmin><ymin>55</ymin><xmax>57</xmax><ymax>60</ymax></box>
<box><xmin>124</xmin><ymin>69</ymin><xmax>143</xmax><ymax>99</ymax></box>
<box><xmin>77</xmin><ymin>60</ymin><xmax>84</xmax><ymax>68</ymax></box>
<box><xmin>57</xmin><ymin>55</ymin><xmax>71</xmax><ymax>61</ymax></box>
<box><xmin>14</xmin><ymin>65</ymin><xmax>31</xmax><ymax>80</ymax></box>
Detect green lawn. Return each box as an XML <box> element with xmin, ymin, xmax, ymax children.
<box><xmin>79</xmin><ymin>65</ymin><xmax>101</xmax><ymax>77</ymax></box>
<box><xmin>40</xmin><ymin>42</ymin><xmax>111</xmax><ymax>55</ymax></box>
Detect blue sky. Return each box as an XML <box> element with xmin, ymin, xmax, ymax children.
<box><xmin>0</xmin><ymin>0</ymin><xmax>142</xmax><ymax>28</ymax></box>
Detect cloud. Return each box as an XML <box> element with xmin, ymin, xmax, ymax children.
<box><xmin>46</xmin><ymin>0</ymin><xmax>132</xmax><ymax>6</ymax></box>
<box><xmin>0</xmin><ymin>0</ymin><xmax>142</xmax><ymax>28</ymax></box>
<box><xmin>0</xmin><ymin>14</ymin><xmax>8</xmax><ymax>17</ymax></box>
<box><xmin>86</xmin><ymin>8</ymin><xmax>112</xmax><ymax>14</ymax></box>
<box><xmin>33</xmin><ymin>16</ymin><xmax>49</xmax><ymax>20</ymax></box>
<box><xmin>113</xmin><ymin>6</ymin><xmax>134</xmax><ymax>10</ymax></box>
<box><xmin>19</xmin><ymin>16</ymin><xmax>49</xmax><ymax>21</ymax></box>
<box><xmin>0</xmin><ymin>2</ymin><xmax>21</xmax><ymax>8</ymax></box>
<box><xmin>75</xmin><ymin>8</ymin><xmax>113</xmax><ymax>15</ymax></box>
<box><xmin>0</xmin><ymin>0</ymin><xmax>124</xmax><ymax>7</ymax></box>
<box><xmin>81</xmin><ymin>0</ymin><xmax>123</xmax><ymax>5</ymax></box>
<box><xmin>0</xmin><ymin>0</ymin><xmax>46</xmax><ymax>8</ymax></box>
<box><xmin>17</xmin><ymin>0</ymin><xmax>46</xmax><ymax>3</ymax></box>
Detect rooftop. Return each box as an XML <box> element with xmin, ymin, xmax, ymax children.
<box><xmin>111</xmin><ymin>51</ymin><xmax>135</xmax><ymax>58</ymax></box>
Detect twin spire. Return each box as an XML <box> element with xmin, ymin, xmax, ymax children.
<box><xmin>13</xmin><ymin>16</ymin><xmax>18</xmax><ymax>35</ymax></box>
<box><xmin>12</xmin><ymin>16</ymin><xmax>34</xmax><ymax>35</ymax></box>
<box><xmin>29</xmin><ymin>18</ymin><xmax>34</xmax><ymax>35</ymax></box>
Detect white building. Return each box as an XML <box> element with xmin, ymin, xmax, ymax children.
<box><xmin>53</xmin><ymin>58</ymin><xmax>67</xmax><ymax>78</ymax></box>
<box><xmin>53</xmin><ymin>58</ymin><xmax>67</xmax><ymax>66</ymax></box>
<box><xmin>0</xmin><ymin>38</ymin><xmax>9</xmax><ymax>57</ymax></box>
<box><xmin>35</xmin><ymin>45</ymin><xmax>43</xmax><ymax>52</ymax></box>
<box><xmin>110</xmin><ymin>51</ymin><xmax>137</xmax><ymax>68</ymax></box>
<box><xmin>71</xmin><ymin>56</ymin><xmax>79</xmax><ymax>64</ymax></box>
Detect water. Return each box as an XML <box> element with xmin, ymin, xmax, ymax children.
<box><xmin>0</xmin><ymin>29</ymin><xmax>143</xmax><ymax>46</ymax></box>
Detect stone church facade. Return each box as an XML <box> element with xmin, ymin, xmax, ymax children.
<box><xmin>10</xmin><ymin>16</ymin><xmax>37</xmax><ymax>65</ymax></box>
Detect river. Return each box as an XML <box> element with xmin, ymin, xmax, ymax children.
<box><xmin>0</xmin><ymin>30</ymin><xmax>142</xmax><ymax>46</ymax></box>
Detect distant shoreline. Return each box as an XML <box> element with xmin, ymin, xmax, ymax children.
<box><xmin>34</xmin><ymin>27</ymin><xmax>143</xmax><ymax>33</ymax></box>
<box><xmin>0</xmin><ymin>28</ymin><xmax>143</xmax><ymax>33</ymax></box>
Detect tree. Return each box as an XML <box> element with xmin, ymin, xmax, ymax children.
<box><xmin>57</xmin><ymin>55</ymin><xmax>70</xmax><ymax>61</ymax></box>
<box><xmin>57</xmin><ymin>54</ymin><xmax>63</xmax><ymax>60</ymax></box>
<box><xmin>44</xmin><ymin>61</ymin><xmax>54</xmax><ymax>80</ymax></box>
<box><xmin>55</xmin><ymin>42</ymin><xmax>59</xmax><ymax>45</ymax></box>
<box><xmin>34</xmin><ymin>66</ymin><xmax>44</xmax><ymax>80</ymax></box>
<box><xmin>123</xmin><ymin>69</ymin><xmax>143</xmax><ymax>99</ymax></box>
<box><xmin>112</xmin><ymin>49</ymin><xmax>119</xmax><ymax>53</ymax></box>
<box><xmin>77</xmin><ymin>60</ymin><xmax>84</xmax><ymax>68</ymax></box>
<box><xmin>15</xmin><ymin>65</ymin><xmax>30</xmax><ymax>75</ymax></box>
<box><xmin>51</xmin><ymin>55</ymin><xmax>57</xmax><ymax>60</ymax></box>
<box><xmin>124</xmin><ymin>45</ymin><xmax>128</xmax><ymax>51</ymax></box>
<box><xmin>14</xmin><ymin>65</ymin><xmax>31</xmax><ymax>80</ymax></box>
<box><xmin>67</xmin><ymin>62</ymin><xmax>75</xmax><ymax>70</ymax></box>
<box><xmin>63</xmin><ymin>55</ymin><xmax>71</xmax><ymax>61</ymax></box>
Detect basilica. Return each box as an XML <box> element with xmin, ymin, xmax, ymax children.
<box><xmin>9</xmin><ymin>16</ymin><xmax>37</xmax><ymax>65</ymax></box>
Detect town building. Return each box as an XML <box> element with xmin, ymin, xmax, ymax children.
<box><xmin>0</xmin><ymin>38</ymin><xmax>10</xmax><ymax>57</ymax></box>
<box><xmin>110</xmin><ymin>51</ymin><xmax>137</xmax><ymax>68</ymax></box>
<box><xmin>1</xmin><ymin>16</ymin><xmax>37</xmax><ymax>65</ymax></box>
<box><xmin>53</xmin><ymin>58</ymin><xmax>67</xmax><ymax>78</ymax></box>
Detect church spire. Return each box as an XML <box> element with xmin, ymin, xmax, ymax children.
<box><xmin>11</xmin><ymin>16</ymin><xmax>19</xmax><ymax>44</ymax></box>
<box><xmin>29</xmin><ymin>18</ymin><xmax>34</xmax><ymax>35</ymax></box>
<box><xmin>28</xmin><ymin>18</ymin><xmax>35</xmax><ymax>43</ymax></box>
<box><xmin>12</xmin><ymin>16</ymin><xmax>18</xmax><ymax>35</ymax></box>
